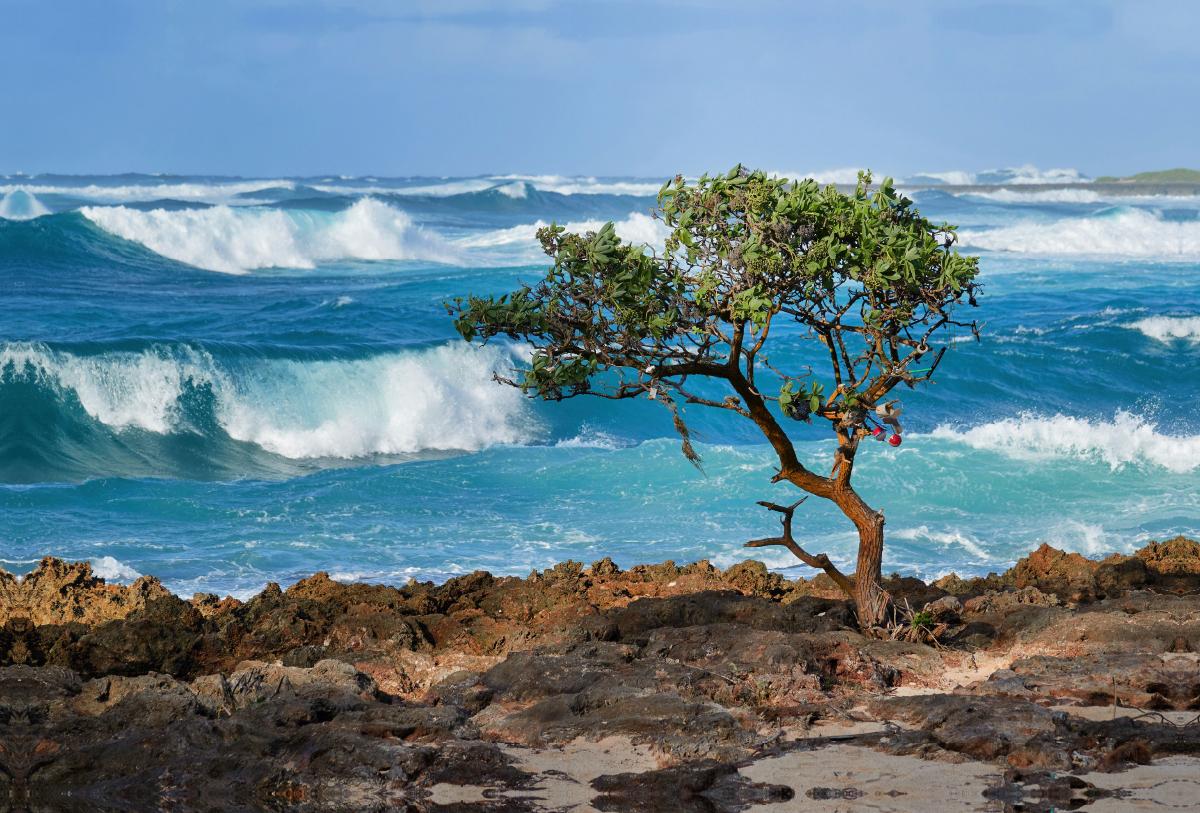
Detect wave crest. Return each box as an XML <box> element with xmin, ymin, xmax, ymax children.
<box><xmin>0</xmin><ymin>190</ymin><xmax>51</xmax><ymax>220</ymax></box>
<box><xmin>1128</xmin><ymin>315</ymin><xmax>1200</xmax><ymax>342</ymax></box>
<box><xmin>457</xmin><ymin>211</ymin><xmax>669</xmax><ymax>254</ymax></box>
<box><xmin>959</xmin><ymin>208</ymin><xmax>1200</xmax><ymax>256</ymax></box>
<box><xmin>80</xmin><ymin>198</ymin><xmax>456</xmax><ymax>273</ymax></box>
<box><xmin>1</xmin><ymin>342</ymin><xmax>532</xmax><ymax>459</ymax></box>
<box><xmin>931</xmin><ymin>411</ymin><xmax>1200</xmax><ymax>473</ymax></box>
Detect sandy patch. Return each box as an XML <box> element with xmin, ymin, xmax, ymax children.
<box><xmin>1084</xmin><ymin>756</ymin><xmax>1200</xmax><ymax>811</ymax></box>
<box><xmin>740</xmin><ymin>743</ymin><xmax>1001</xmax><ymax>811</ymax></box>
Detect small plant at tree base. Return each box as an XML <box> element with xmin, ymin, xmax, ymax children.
<box><xmin>910</xmin><ymin>610</ymin><xmax>935</xmax><ymax>631</ymax></box>
<box><xmin>447</xmin><ymin>167</ymin><xmax>981</xmax><ymax>628</ymax></box>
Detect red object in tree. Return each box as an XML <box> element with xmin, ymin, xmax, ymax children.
<box><xmin>888</xmin><ymin>434</ymin><xmax>902</xmax><ymax>447</ymax></box>
<box><xmin>872</xmin><ymin>426</ymin><xmax>886</xmax><ymax>439</ymax></box>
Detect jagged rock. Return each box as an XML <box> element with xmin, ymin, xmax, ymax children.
<box><xmin>964</xmin><ymin>586</ymin><xmax>1062</xmax><ymax>616</ymax></box>
<box><xmin>0</xmin><ymin>557</ymin><xmax>171</xmax><ymax>626</ymax></box>
<box><xmin>2</xmin><ymin>540</ymin><xmax>1200</xmax><ymax>806</ymax></box>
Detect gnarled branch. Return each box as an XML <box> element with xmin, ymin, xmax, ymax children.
<box><xmin>744</xmin><ymin>499</ymin><xmax>855</xmax><ymax>598</ymax></box>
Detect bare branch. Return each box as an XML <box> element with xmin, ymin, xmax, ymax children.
<box><xmin>745</xmin><ymin>499</ymin><xmax>855</xmax><ymax>598</ymax></box>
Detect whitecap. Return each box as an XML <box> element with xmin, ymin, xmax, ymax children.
<box><xmin>901</xmin><ymin>170</ymin><xmax>978</xmax><ymax>186</ymax></box>
<box><xmin>891</xmin><ymin>525</ymin><xmax>992</xmax><ymax>560</ymax></box>
<box><xmin>81</xmin><ymin>198</ymin><xmax>457</xmax><ymax>273</ymax></box>
<box><xmin>456</xmin><ymin>211</ymin><xmax>670</xmax><ymax>255</ymax></box>
<box><xmin>1</xmin><ymin>341</ymin><xmax>534</xmax><ymax>458</ymax></box>
<box><xmin>1127</xmin><ymin>315</ymin><xmax>1200</xmax><ymax>342</ymax></box>
<box><xmin>487</xmin><ymin>175</ymin><xmax>664</xmax><ymax>196</ymax></box>
<box><xmin>0</xmin><ymin>189</ymin><xmax>51</xmax><ymax>220</ymax></box>
<box><xmin>931</xmin><ymin>411</ymin><xmax>1200</xmax><ymax>473</ymax></box>
<box><xmin>959</xmin><ymin>208</ymin><xmax>1200</xmax><ymax>255</ymax></box>
<box><xmin>0</xmin><ymin>179</ymin><xmax>296</xmax><ymax>205</ymax></box>
<box><xmin>767</xmin><ymin>168</ymin><xmax>868</xmax><ymax>186</ymax></box>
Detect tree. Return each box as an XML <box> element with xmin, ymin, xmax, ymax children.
<box><xmin>448</xmin><ymin>167</ymin><xmax>981</xmax><ymax>627</ymax></box>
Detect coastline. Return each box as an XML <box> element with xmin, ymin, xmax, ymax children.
<box><xmin>3</xmin><ymin>538</ymin><xmax>1200</xmax><ymax>810</ymax></box>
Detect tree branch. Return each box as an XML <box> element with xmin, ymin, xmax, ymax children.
<box><xmin>744</xmin><ymin>499</ymin><xmax>855</xmax><ymax>598</ymax></box>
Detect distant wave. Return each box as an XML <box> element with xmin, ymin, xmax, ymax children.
<box><xmin>486</xmin><ymin>175</ymin><xmax>663</xmax><ymax>197</ymax></box>
<box><xmin>902</xmin><ymin>165</ymin><xmax>1091</xmax><ymax>186</ymax></box>
<box><xmin>767</xmin><ymin>168</ymin><xmax>869</xmax><ymax>186</ymax></box>
<box><xmin>968</xmin><ymin>188</ymin><xmax>1108</xmax><ymax>204</ymax></box>
<box><xmin>0</xmin><ymin>179</ymin><xmax>298</xmax><ymax>205</ymax></box>
<box><xmin>0</xmin><ymin>341</ymin><xmax>532</xmax><ymax>461</ymax></box>
<box><xmin>959</xmin><ymin>208</ymin><xmax>1200</xmax><ymax>255</ymax></box>
<box><xmin>312</xmin><ymin>179</ymin><xmax>498</xmax><ymax>198</ymax></box>
<box><xmin>81</xmin><ymin>198</ymin><xmax>457</xmax><ymax>273</ymax></box>
<box><xmin>0</xmin><ymin>190</ymin><xmax>51</xmax><ymax>220</ymax></box>
<box><xmin>931</xmin><ymin>411</ymin><xmax>1200</xmax><ymax>473</ymax></box>
<box><xmin>2</xmin><ymin>176</ymin><xmax>662</xmax><ymax>206</ymax></box>
<box><xmin>968</xmin><ymin>188</ymin><xmax>1200</xmax><ymax>204</ymax></box>
<box><xmin>457</xmin><ymin>211</ymin><xmax>670</xmax><ymax>255</ymax></box>
<box><xmin>1127</xmin><ymin>315</ymin><xmax>1200</xmax><ymax>342</ymax></box>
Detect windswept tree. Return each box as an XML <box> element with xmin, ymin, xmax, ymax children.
<box><xmin>448</xmin><ymin>168</ymin><xmax>981</xmax><ymax>627</ymax></box>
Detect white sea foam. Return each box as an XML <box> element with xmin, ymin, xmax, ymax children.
<box><xmin>931</xmin><ymin>411</ymin><xmax>1200</xmax><ymax>473</ymax></box>
<box><xmin>959</xmin><ymin>208</ymin><xmax>1200</xmax><ymax>255</ymax></box>
<box><xmin>0</xmin><ymin>179</ymin><xmax>296</xmax><ymax>205</ymax></box>
<box><xmin>0</xmin><ymin>342</ymin><xmax>533</xmax><ymax>458</ymax></box>
<box><xmin>902</xmin><ymin>170</ymin><xmax>977</xmax><ymax>186</ymax></box>
<box><xmin>897</xmin><ymin>165</ymin><xmax>1091</xmax><ymax>187</ymax></box>
<box><xmin>1127</xmin><ymin>315</ymin><xmax>1200</xmax><ymax>342</ymax></box>
<box><xmin>218</xmin><ymin>344</ymin><xmax>532</xmax><ymax>458</ymax></box>
<box><xmin>457</xmin><ymin>211</ymin><xmax>670</xmax><ymax>255</ymax></box>
<box><xmin>976</xmin><ymin>165</ymin><xmax>1091</xmax><ymax>185</ymax></box>
<box><xmin>90</xmin><ymin>556</ymin><xmax>142</xmax><ymax>583</ymax></box>
<box><xmin>81</xmin><ymin>198</ymin><xmax>456</xmax><ymax>273</ymax></box>
<box><xmin>891</xmin><ymin>525</ymin><xmax>991</xmax><ymax>560</ymax></box>
<box><xmin>494</xmin><ymin>182</ymin><xmax>528</xmax><ymax>199</ymax></box>
<box><xmin>313</xmin><ymin>179</ymin><xmax>498</xmax><ymax>197</ymax></box>
<box><xmin>310</xmin><ymin>176</ymin><xmax>665</xmax><ymax>198</ymax></box>
<box><xmin>768</xmin><ymin>168</ymin><xmax>870</xmax><ymax>186</ymax></box>
<box><xmin>970</xmin><ymin>188</ymin><xmax>1107</xmax><ymax>203</ymax></box>
<box><xmin>0</xmin><ymin>189</ymin><xmax>51</xmax><ymax>220</ymax></box>
<box><xmin>554</xmin><ymin>428</ymin><xmax>628</xmax><ymax>450</ymax></box>
<box><xmin>488</xmin><ymin>175</ymin><xmax>665</xmax><ymax>197</ymax></box>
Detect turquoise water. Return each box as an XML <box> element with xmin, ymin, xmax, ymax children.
<box><xmin>2</xmin><ymin>175</ymin><xmax>1199</xmax><ymax>596</ymax></box>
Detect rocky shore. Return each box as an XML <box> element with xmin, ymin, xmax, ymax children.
<box><xmin>3</xmin><ymin>538</ymin><xmax>1200</xmax><ymax>812</ymax></box>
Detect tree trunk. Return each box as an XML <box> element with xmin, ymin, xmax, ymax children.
<box><xmin>837</xmin><ymin>487</ymin><xmax>888</xmax><ymax>628</ymax></box>
<box><xmin>851</xmin><ymin>511</ymin><xmax>887</xmax><ymax>627</ymax></box>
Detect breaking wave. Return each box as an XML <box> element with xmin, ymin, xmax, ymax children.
<box><xmin>1127</xmin><ymin>315</ymin><xmax>1200</xmax><ymax>342</ymax></box>
<box><xmin>0</xmin><ymin>179</ymin><xmax>298</xmax><ymax>205</ymax></box>
<box><xmin>0</xmin><ymin>341</ymin><xmax>533</xmax><ymax>477</ymax></box>
<box><xmin>0</xmin><ymin>190</ymin><xmax>51</xmax><ymax>220</ymax></box>
<box><xmin>486</xmin><ymin>175</ymin><xmax>663</xmax><ymax>196</ymax></box>
<box><xmin>959</xmin><ymin>207</ymin><xmax>1200</xmax><ymax>255</ymax></box>
<box><xmin>80</xmin><ymin>198</ymin><xmax>456</xmax><ymax>273</ymax></box>
<box><xmin>457</xmin><ymin>211</ymin><xmax>670</xmax><ymax>257</ymax></box>
<box><xmin>931</xmin><ymin>411</ymin><xmax>1200</xmax><ymax>473</ymax></box>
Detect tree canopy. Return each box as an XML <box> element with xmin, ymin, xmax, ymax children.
<box><xmin>449</xmin><ymin>167</ymin><xmax>981</xmax><ymax>627</ymax></box>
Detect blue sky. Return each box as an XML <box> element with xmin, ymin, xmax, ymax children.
<box><xmin>1</xmin><ymin>0</ymin><xmax>1197</xmax><ymax>178</ymax></box>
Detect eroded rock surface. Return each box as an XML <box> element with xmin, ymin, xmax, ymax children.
<box><xmin>1</xmin><ymin>538</ymin><xmax>1199</xmax><ymax>811</ymax></box>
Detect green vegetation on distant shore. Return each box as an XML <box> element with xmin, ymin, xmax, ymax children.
<box><xmin>1095</xmin><ymin>168</ymin><xmax>1200</xmax><ymax>183</ymax></box>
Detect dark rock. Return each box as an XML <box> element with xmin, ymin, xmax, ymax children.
<box><xmin>869</xmin><ymin>694</ymin><xmax>1058</xmax><ymax>759</ymax></box>
<box><xmin>592</xmin><ymin>759</ymin><xmax>793</xmax><ymax>812</ymax></box>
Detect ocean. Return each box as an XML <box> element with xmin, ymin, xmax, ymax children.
<box><xmin>2</xmin><ymin>172</ymin><xmax>1199</xmax><ymax>598</ymax></box>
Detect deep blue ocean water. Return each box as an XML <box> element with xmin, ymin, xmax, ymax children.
<box><xmin>2</xmin><ymin>173</ymin><xmax>1199</xmax><ymax>597</ymax></box>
